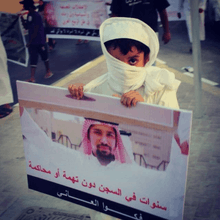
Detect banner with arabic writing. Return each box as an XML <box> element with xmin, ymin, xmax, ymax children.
<box><xmin>166</xmin><ymin>0</ymin><xmax>186</xmax><ymax>21</ymax></box>
<box><xmin>0</xmin><ymin>12</ymin><xmax>29</xmax><ymax>67</ymax></box>
<box><xmin>17</xmin><ymin>81</ymin><xmax>191</xmax><ymax>220</ymax></box>
<box><xmin>43</xmin><ymin>0</ymin><xmax>108</xmax><ymax>40</ymax></box>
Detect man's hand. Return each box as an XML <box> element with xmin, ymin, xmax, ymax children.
<box><xmin>159</xmin><ymin>9</ymin><xmax>171</xmax><ymax>44</ymax></box>
<box><xmin>199</xmin><ymin>8</ymin><xmax>204</xmax><ymax>13</ymax></box>
<box><xmin>120</xmin><ymin>91</ymin><xmax>144</xmax><ymax>107</ymax></box>
<box><xmin>174</xmin><ymin>133</ymin><xmax>189</xmax><ymax>155</ymax></box>
<box><xmin>68</xmin><ymin>83</ymin><xmax>84</xmax><ymax>99</ymax></box>
<box><xmin>162</xmin><ymin>32</ymin><xmax>171</xmax><ymax>44</ymax></box>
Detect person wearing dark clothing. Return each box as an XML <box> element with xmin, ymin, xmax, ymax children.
<box><xmin>110</xmin><ymin>0</ymin><xmax>171</xmax><ymax>44</ymax></box>
<box><xmin>38</xmin><ymin>0</ymin><xmax>56</xmax><ymax>52</ymax></box>
<box><xmin>20</xmin><ymin>0</ymin><xmax>53</xmax><ymax>82</ymax></box>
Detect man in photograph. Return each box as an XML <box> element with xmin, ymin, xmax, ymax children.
<box><xmin>80</xmin><ymin>119</ymin><xmax>132</xmax><ymax>166</ymax></box>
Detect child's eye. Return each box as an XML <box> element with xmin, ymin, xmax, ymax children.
<box><xmin>129</xmin><ymin>58</ymin><xmax>137</xmax><ymax>65</ymax></box>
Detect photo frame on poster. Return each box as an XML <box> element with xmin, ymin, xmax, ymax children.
<box><xmin>17</xmin><ymin>81</ymin><xmax>192</xmax><ymax>220</ymax></box>
<box><xmin>43</xmin><ymin>0</ymin><xmax>108</xmax><ymax>40</ymax></box>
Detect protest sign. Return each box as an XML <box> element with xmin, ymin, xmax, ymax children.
<box><xmin>17</xmin><ymin>81</ymin><xmax>191</xmax><ymax>220</ymax></box>
<box><xmin>0</xmin><ymin>12</ymin><xmax>29</xmax><ymax>67</ymax></box>
<box><xmin>43</xmin><ymin>0</ymin><xmax>108</xmax><ymax>40</ymax></box>
<box><xmin>158</xmin><ymin>0</ymin><xmax>185</xmax><ymax>21</ymax></box>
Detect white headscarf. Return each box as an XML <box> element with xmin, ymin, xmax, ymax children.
<box><xmin>80</xmin><ymin>119</ymin><xmax>132</xmax><ymax>164</ymax></box>
<box><xmin>84</xmin><ymin>17</ymin><xmax>178</xmax><ymax>96</ymax></box>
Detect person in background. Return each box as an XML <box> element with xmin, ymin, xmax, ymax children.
<box><xmin>110</xmin><ymin>0</ymin><xmax>171</xmax><ymax>44</ymax></box>
<box><xmin>0</xmin><ymin>36</ymin><xmax>14</xmax><ymax>119</ymax></box>
<box><xmin>20</xmin><ymin>0</ymin><xmax>53</xmax><ymax>82</ymax></box>
<box><xmin>38</xmin><ymin>0</ymin><xmax>56</xmax><ymax>52</ymax></box>
<box><xmin>178</xmin><ymin>0</ymin><xmax>207</xmax><ymax>52</ymax></box>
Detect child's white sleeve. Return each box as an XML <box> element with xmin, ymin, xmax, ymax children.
<box><xmin>157</xmin><ymin>84</ymin><xmax>180</xmax><ymax>109</ymax></box>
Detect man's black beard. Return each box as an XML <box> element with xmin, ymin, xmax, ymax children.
<box><xmin>96</xmin><ymin>149</ymin><xmax>115</xmax><ymax>166</ymax></box>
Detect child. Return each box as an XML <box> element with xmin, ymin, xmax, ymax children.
<box><xmin>20</xmin><ymin>0</ymin><xmax>53</xmax><ymax>82</ymax></box>
<box><xmin>68</xmin><ymin>17</ymin><xmax>180</xmax><ymax>109</ymax></box>
<box><xmin>69</xmin><ymin>17</ymin><xmax>181</xmax><ymax>220</ymax></box>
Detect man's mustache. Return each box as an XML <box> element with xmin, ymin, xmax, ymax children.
<box><xmin>97</xmin><ymin>144</ymin><xmax>111</xmax><ymax>149</ymax></box>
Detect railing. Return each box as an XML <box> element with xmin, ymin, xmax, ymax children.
<box><xmin>56</xmin><ymin>135</ymin><xmax>80</xmax><ymax>150</ymax></box>
<box><xmin>133</xmin><ymin>153</ymin><xmax>169</xmax><ymax>171</ymax></box>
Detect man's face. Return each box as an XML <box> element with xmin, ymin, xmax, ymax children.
<box><xmin>89</xmin><ymin>124</ymin><xmax>116</xmax><ymax>158</ymax></box>
<box><xmin>23</xmin><ymin>4</ymin><xmax>29</xmax><ymax>11</ymax></box>
<box><xmin>107</xmin><ymin>46</ymin><xmax>149</xmax><ymax>67</ymax></box>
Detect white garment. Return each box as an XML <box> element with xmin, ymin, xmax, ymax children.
<box><xmin>0</xmin><ymin>36</ymin><xmax>13</xmax><ymax>106</ymax></box>
<box><xmin>178</xmin><ymin>0</ymin><xmax>207</xmax><ymax>43</ymax></box>
<box><xmin>209</xmin><ymin>0</ymin><xmax>220</xmax><ymax>21</ymax></box>
<box><xmin>84</xmin><ymin>17</ymin><xmax>180</xmax><ymax>109</ymax></box>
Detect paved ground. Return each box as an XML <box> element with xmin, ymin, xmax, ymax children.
<box><xmin>1</xmin><ymin>53</ymin><xmax>220</xmax><ymax>219</ymax></box>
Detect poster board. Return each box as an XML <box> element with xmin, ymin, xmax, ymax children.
<box><xmin>43</xmin><ymin>0</ymin><xmax>108</xmax><ymax>40</ymax></box>
<box><xmin>0</xmin><ymin>12</ymin><xmax>29</xmax><ymax>67</ymax></box>
<box><xmin>17</xmin><ymin>81</ymin><xmax>191</xmax><ymax>220</ymax></box>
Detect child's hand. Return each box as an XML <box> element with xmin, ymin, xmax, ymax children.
<box><xmin>68</xmin><ymin>83</ymin><xmax>84</xmax><ymax>100</ymax></box>
<box><xmin>121</xmin><ymin>91</ymin><xmax>144</xmax><ymax>107</ymax></box>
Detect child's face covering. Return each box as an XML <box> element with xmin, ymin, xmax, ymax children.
<box><xmin>108</xmin><ymin>46</ymin><xmax>149</xmax><ymax>67</ymax></box>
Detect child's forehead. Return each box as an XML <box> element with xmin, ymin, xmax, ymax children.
<box><xmin>102</xmin><ymin>20</ymin><xmax>149</xmax><ymax>46</ymax></box>
<box><xmin>109</xmin><ymin>46</ymin><xmax>142</xmax><ymax>54</ymax></box>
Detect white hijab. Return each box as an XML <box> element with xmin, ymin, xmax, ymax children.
<box><xmin>84</xmin><ymin>17</ymin><xmax>178</xmax><ymax>96</ymax></box>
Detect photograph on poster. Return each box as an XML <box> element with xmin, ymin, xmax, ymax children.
<box><xmin>43</xmin><ymin>0</ymin><xmax>108</xmax><ymax>40</ymax></box>
<box><xmin>17</xmin><ymin>81</ymin><xmax>192</xmax><ymax>220</ymax></box>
